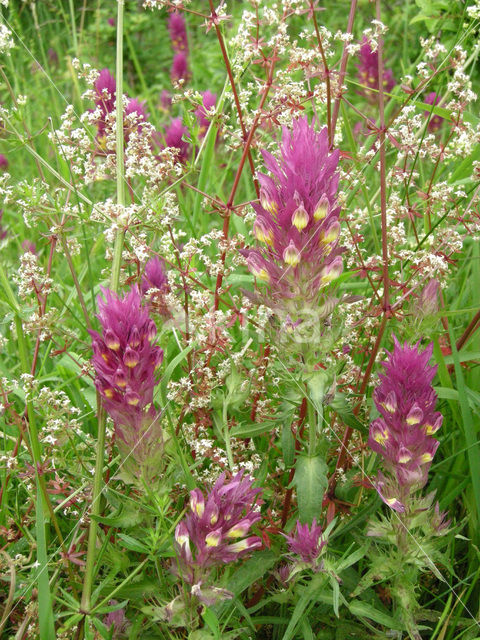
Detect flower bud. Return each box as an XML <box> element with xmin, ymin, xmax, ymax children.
<box><xmin>190</xmin><ymin>489</ymin><xmax>205</xmax><ymax>517</ymax></box>
<box><xmin>254</xmin><ymin>219</ymin><xmax>274</xmax><ymax>246</ymax></box>
<box><xmin>124</xmin><ymin>347</ymin><xmax>139</xmax><ymax>368</ymax></box>
<box><xmin>398</xmin><ymin>446</ymin><xmax>412</xmax><ymax>464</ymax></box>
<box><xmin>260</xmin><ymin>188</ymin><xmax>278</xmax><ymax>215</ymax></box>
<box><xmin>406</xmin><ymin>403</ymin><xmax>423</xmax><ymax>425</ymax></box>
<box><xmin>371</xmin><ymin>419</ymin><xmax>389</xmax><ymax>444</ymax></box>
<box><xmin>313</xmin><ymin>195</ymin><xmax>329</xmax><ymax>220</ymax></box>
<box><xmin>114</xmin><ymin>368</ymin><xmax>127</xmax><ymax>388</ymax></box>
<box><xmin>247</xmin><ymin>255</ymin><xmax>270</xmax><ymax>282</ymax></box>
<box><xmin>125</xmin><ymin>391</ymin><xmax>141</xmax><ymax>406</ymax></box>
<box><xmin>291</xmin><ymin>204</ymin><xmax>309</xmax><ymax>231</ymax></box>
<box><xmin>425</xmin><ymin>414</ymin><xmax>442</xmax><ymax>435</ymax></box>
<box><xmin>205</xmin><ymin>529</ymin><xmax>222</xmax><ymax>547</ymax></box>
<box><xmin>283</xmin><ymin>241</ymin><xmax>301</xmax><ymax>266</ymax></box>
<box><xmin>320</xmin><ymin>221</ymin><xmax>340</xmax><ymax>244</ymax></box>
<box><xmin>321</xmin><ymin>256</ymin><xmax>342</xmax><ymax>283</ymax></box>
<box><xmin>104</xmin><ymin>329</ymin><xmax>120</xmax><ymax>351</ymax></box>
<box><xmin>382</xmin><ymin>391</ymin><xmax>397</xmax><ymax>413</ymax></box>
<box><xmin>129</xmin><ymin>327</ymin><xmax>141</xmax><ymax>348</ymax></box>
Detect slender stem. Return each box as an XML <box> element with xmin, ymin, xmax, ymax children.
<box><xmin>111</xmin><ymin>0</ymin><xmax>126</xmax><ymax>292</ymax></box>
<box><xmin>330</xmin><ymin>314</ymin><xmax>388</xmax><ymax>489</ymax></box>
<box><xmin>281</xmin><ymin>397</ymin><xmax>308</xmax><ymax>528</ymax></box>
<box><xmin>330</xmin><ymin>0</ymin><xmax>357</xmax><ymax>135</ymax></box>
<box><xmin>68</xmin><ymin>0</ymin><xmax>78</xmax><ymax>57</ymax></box>
<box><xmin>213</xmin><ymin>56</ymin><xmax>276</xmax><ymax>311</ymax></box>
<box><xmin>80</xmin><ymin>0</ymin><xmax>125</xmax><ymax>621</ymax></box>
<box><xmin>310</xmin><ymin>1</ymin><xmax>332</xmax><ymax>147</ymax></box>
<box><xmin>15</xmin><ymin>312</ymin><xmax>55</xmax><ymax>637</ymax></box>
<box><xmin>456</xmin><ymin>309</ymin><xmax>480</xmax><ymax>351</ymax></box>
<box><xmin>307</xmin><ymin>398</ymin><xmax>317</xmax><ymax>456</ymax></box>
<box><xmin>207</xmin><ymin>0</ymin><xmax>259</xmax><ymax>197</ymax></box>
<box><xmin>376</xmin><ymin>0</ymin><xmax>390</xmax><ymax>315</ymax></box>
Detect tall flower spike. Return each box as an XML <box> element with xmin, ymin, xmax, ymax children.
<box><xmin>174</xmin><ymin>471</ymin><xmax>263</xmax><ymax>586</ymax></box>
<box><xmin>90</xmin><ymin>286</ymin><xmax>164</xmax><ymax>481</ymax></box>
<box><xmin>195</xmin><ymin>91</ymin><xmax>217</xmax><ymax>138</ymax></box>
<box><xmin>168</xmin><ymin>12</ymin><xmax>190</xmax><ymax>83</ymax></box>
<box><xmin>368</xmin><ymin>337</ymin><xmax>443</xmax><ymax>512</ymax></box>
<box><xmin>245</xmin><ymin>117</ymin><xmax>344</xmax><ymax>308</ymax></box>
<box><xmin>170</xmin><ymin>52</ymin><xmax>190</xmax><ymax>84</ymax></box>
<box><xmin>141</xmin><ymin>257</ymin><xmax>170</xmax><ymax>317</ymax></box>
<box><xmin>93</xmin><ymin>69</ymin><xmax>149</xmax><ymax>147</ymax></box>
<box><xmin>168</xmin><ymin>12</ymin><xmax>189</xmax><ymax>54</ymax></box>
<box><xmin>157</xmin><ymin>117</ymin><xmax>190</xmax><ymax>164</ymax></box>
<box><xmin>356</xmin><ymin>37</ymin><xmax>395</xmax><ymax>103</ymax></box>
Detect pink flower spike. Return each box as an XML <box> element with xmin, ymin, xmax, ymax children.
<box><xmin>368</xmin><ymin>337</ymin><xmax>443</xmax><ymax>511</ymax></box>
<box><xmin>283</xmin><ymin>518</ymin><xmax>326</xmax><ymax>567</ymax></box>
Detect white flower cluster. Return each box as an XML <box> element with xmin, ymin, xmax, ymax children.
<box><xmin>0</xmin><ymin>22</ymin><xmax>14</xmax><ymax>55</ymax></box>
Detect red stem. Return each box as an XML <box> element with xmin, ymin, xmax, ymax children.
<box><xmin>310</xmin><ymin>1</ymin><xmax>332</xmax><ymax>147</ymax></box>
<box><xmin>330</xmin><ymin>0</ymin><xmax>358</xmax><ymax>135</ymax></box>
<box><xmin>280</xmin><ymin>396</ymin><xmax>308</xmax><ymax>528</ymax></box>
<box><xmin>213</xmin><ymin>56</ymin><xmax>277</xmax><ymax>311</ymax></box>
<box><xmin>207</xmin><ymin>0</ymin><xmax>259</xmax><ymax>198</ymax></box>
<box><xmin>376</xmin><ymin>2</ymin><xmax>390</xmax><ymax>315</ymax></box>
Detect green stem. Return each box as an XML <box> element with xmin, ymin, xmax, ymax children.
<box><xmin>80</xmin><ymin>0</ymin><xmax>125</xmax><ymax>622</ymax></box>
<box><xmin>79</xmin><ymin>402</ymin><xmax>106</xmax><ymax>616</ymax></box>
<box><xmin>11</xmin><ymin>305</ymin><xmax>55</xmax><ymax>637</ymax></box>
<box><xmin>307</xmin><ymin>398</ymin><xmax>317</xmax><ymax>456</ymax></box>
<box><xmin>68</xmin><ymin>0</ymin><xmax>78</xmax><ymax>56</ymax></box>
<box><xmin>111</xmin><ymin>0</ymin><xmax>126</xmax><ymax>292</ymax></box>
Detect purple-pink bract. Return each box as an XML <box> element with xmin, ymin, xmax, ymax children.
<box><xmin>246</xmin><ymin>117</ymin><xmax>343</xmax><ymax>304</ymax></box>
<box><xmin>368</xmin><ymin>337</ymin><xmax>442</xmax><ymax>512</ymax></box>
<box><xmin>174</xmin><ymin>471</ymin><xmax>262</xmax><ymax>584</ymax></box>
<box><xmin>168</xmin><ymin>12</ymin><xmax>189</xmax><ymax>54</ymax></box>
<box><xmin>424</xmin><ymin>92</ymin><xmax>444</xmax><ymax>132</ymax></box>
<box><xmin>195</xmin><ymin>91</ymin><xmax>217</xmax><ymax>137</ymax></box>
<box><xmin>141</xmin><ymin>256</ymin><xmax>169</xmax><ymax>295</ymax></box>
<box><xmin>356</xmin><ymin>37</ymin><xmax>395</xmax><ymax>101</ymax></box>
<box><xmin>90</xmin><ymin>286</ymin><xmax>163</xmax><ymax>439</ymax></box>
<box><xmin>284</xmin><ymin>518</ymin><xmax>326</xmax><ymax>566</ymax></box>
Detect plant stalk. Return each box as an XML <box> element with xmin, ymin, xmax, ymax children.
<box><xmin>80</xmin><ymin>0</ymin><xmax>125</xmax><ymax>622</ymax></box>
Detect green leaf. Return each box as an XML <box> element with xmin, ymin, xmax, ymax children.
<box><xmin>305</xmin><ymin>370</ymin><xmax>328</xmax><ymax>412</ymax></box>
<box><xmin>201</xmin><ymin>607</ymin><xmax>220</xmax><ymax>639</ymax></box>
<box><xmin>281</xmin><ymin>421</ymin><xmax>295</xmax><ymax>468</ymax></box>
<box><xmin>117</xmin><ymin>533</ymin><xmax>150</xmax><ymax>554</ymax></box>
<box><xmin>224</xmin><ymin>550</ymin><xmax>276</xmax><ymax>598</ymax></box>
<box><xmin>159</xmin><ymin>344</ymin><xmax>194</xmax><ymax>404</ymax></box>
<box><xmin>337</xmin><ymin>544</ymin><xmax>369</xmax><ymax>573</ymax></box>
<box><xmin>348</xmin><ymin>600</ymin><xmax>403</xmax><ymax>630</ymax></box>
<box><xmin>280</xmin><ymin>577</ymin><xmax>324</xmax><ymax>640</ymax></box>
<box><xmin>293</xmin><ymin>455</ymin><xmax>328</xmax><ymax>523</ymax></box>
<box><xmin>230</xmin><ymin>420</ymin><xmax>277</xmax><ymax>438</ymax></box>
<box><xmin>448</xmin><ymin>325</ymin><xmax>480</xmax><ymax>533</ymax></box>
<box><xmin>91</xmin><ymin>503</ymin><xmax>143</xmax><ymax>529</ymax></box>
<box><xmin>329</xmin><ymin>393</ymin><xmax>368</xmax><ymax>436</ymax></box>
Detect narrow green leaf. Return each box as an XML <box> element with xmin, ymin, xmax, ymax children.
<box><xmin>348</xmin><ymin>600</ymin><xmax>403</xmax><ymax>630</ymax></box>
<box><xmin>281</xmin><ymin>421</ymin><xmax>295</xmax><ymax>468</ymax></box>
<box><xmin>35</xmin><ymin>481</ymin><xmax>56</xmax><ymax>639</ymax></box>
<box><xmin>448</xmin><ymin>325</ymin><xmax>480</xmax><ymax>532</ymax></box>
<box><xmin>293</xmin><ymin>455</ymin><xmax>328</xmax><ymax>524</ymax></box>
<box><xmin>159</xmin><ymin>344</ymin><xmax>194</xmax><ymax>405</ymax></box>
<box><xmin>117</xmin><ymin>533</ymin><xmax>150</xmax><ymax>554</ymax></box>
